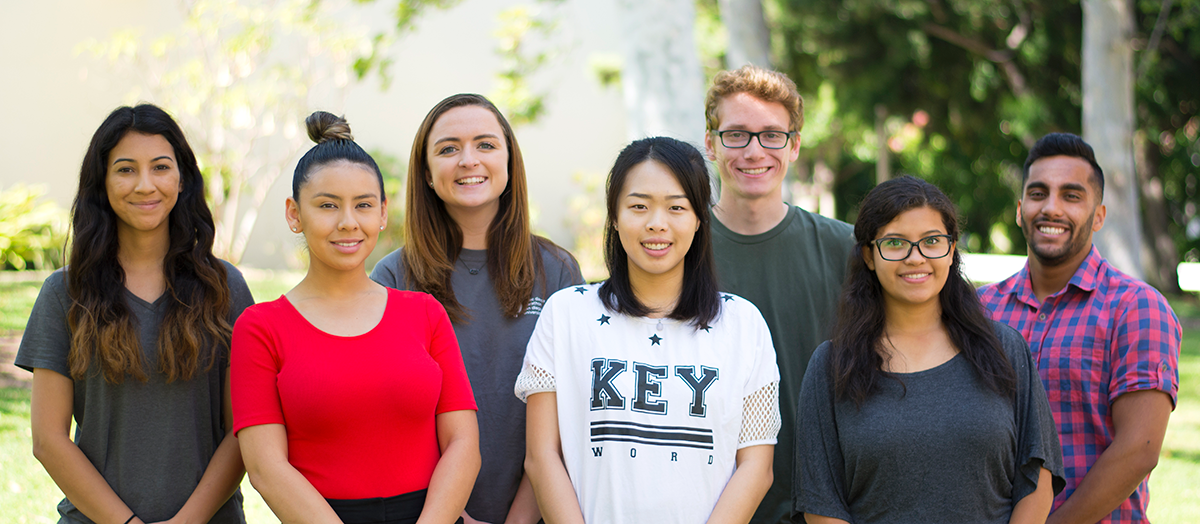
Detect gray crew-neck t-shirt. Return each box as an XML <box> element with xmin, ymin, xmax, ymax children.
<box><xmin>16</xmin><ymin>262</ymin><xmax>254</xmax><ymax>524</ymax></box>
<box><xmin>710</xmin><ymin>204</ymin><xmax>855</xmax><ymax>524</ymax></box>
<box><xmin>370</xmin><ymin>242</ymin><xmax>583</xmax><ymax>524</ymax></box>
<box><xmin>794</xmin><ymin>321</ymin><xmax>1065</xmax><ymax>523</ymax></box>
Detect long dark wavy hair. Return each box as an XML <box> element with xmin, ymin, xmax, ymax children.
<box><xmin>67</xmin><ymin>104</ymin><xmax>231</xmax><ymax>383</ymax></box>
<box><xmin>402</xmin><ymin>93</ymin><xmax>567</xmax><ymax>323</ymax></box>
<box><xmin>831</xmin><ymin>175</ymin><xmax>1016</xmax><ymax>407</ymax></box>
<box><xmin>599</xmin><ymin>136</ymin><xmax>720</xmax><ymax>329</ymax></box>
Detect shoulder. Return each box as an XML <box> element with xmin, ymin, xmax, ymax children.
<box><xmin>41</xmin><ymin>268</ymin><xmax>69</xmax><ymax>296</ymax></box>
<box><xmin>534</xmin><ymin>236</ymin><xmax>584</xmax><ymax>285</ymax></box>
<box><xmin>369</xmin><ymin>247</ymin><xmax>407</xmax><ymax>288</ymax></box>
<box><xmin>805</xmin><ymin>341</ymin><xmax>834</xmax><ymax>380</ymax></box>
<box><xmin>790</xmin><ymin>206</ymin><xmax>854</xmax><ymax>238</ymax></box>
<box><xmin>978</xmin><ymin>272</ymin><xmax>1021</xmax><ymax>301</ymax></box>
<box><xmin>989</xmin><ymin>319</ymin><xmax>1029</xmax><ymax>360</ymax></box>
<box><xmin>716</xmin><ymin>292</ymin><xmax>766</xmax><ymax>321</ymax></box>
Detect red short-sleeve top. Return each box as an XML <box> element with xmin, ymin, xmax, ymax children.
<box><xmin>232</xmin><ymin>288</ymin><xmax>477</xmax><ymax>499</ymax></box>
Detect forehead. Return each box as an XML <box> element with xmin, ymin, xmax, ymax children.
<box><xmin>303</xmin><ymin>161</ymin><xmax>380</xmax><ymax>196</ymax></box>
<box><xmin>1024</xmin><ymin>155</ymin><xmax>1098</xmax><ymax>194</ymax></box>
<box><xmin>620</xmin><ymin>160</ymin><xmax>685</xmax><ymax>196</ymax></box>
<box><xmin>430</xmin><ymin>105</ymin><xmax>505</xmax><ymax>140</ymax></box>
<box><xmin>877</xmin><ymin>206</ymin><xmax>947</xmax><ymax>236</ymax></box>
<box><xmin>714</xmin><ymin>92</ymin><xmax>790</xmax><ymax>130</ymax></box>
<box><xmin>109</xmin><ymin>132</ymin><xmax>175</xmax><ymax>161</ymax></box>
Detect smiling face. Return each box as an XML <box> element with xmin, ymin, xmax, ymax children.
<box><xmin>425</xmin><ymin>105</ymin><xmax>510</xmax><ymax>221</ymax></box>
<box><xmin>614</xmin><ymin>160</ymin><xmax>700</xmax><ymax>286</ymax></box>
<box><xmin>704</xmin><ymin>92</ymin><xmax>800</xmax><ymax>203</ymax></box>
<box><xmin>286</xmin><ymin>161</ymin><xmax>387</xmax><ymax>273</ymax></box>
<box><xmin>106</xmin><ymin>132</ymin><xmax>181</xmax><ymax>242</ymax></box>
<box><xmin>864</xmin><ymin>206</ymin><xmax>954</xmax><ymax>313</ymax></box>
<box><xmin>1017</xmin><ymin>155</ymin><xmax>1106</xmax><ymax>269</ymax></box>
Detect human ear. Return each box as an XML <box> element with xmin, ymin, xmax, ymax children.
<box><xmin>703</xmin><ymin>131</ymin><xmax>718</xmax><ymax>161</ymax></box>
<box><xmin>862</xmin><ymin>245</ymin><xmax>875</xmax><ymax>271</ymax></box>
<box><xmin>1092</xmin><ymin>203</ymin><xmax>1106</xmax><ymax>232</ymax></box>
<box><xmin>285</xmin><ymin>197</ymin><xmax>302</xmax><ymax>233</ymax></box>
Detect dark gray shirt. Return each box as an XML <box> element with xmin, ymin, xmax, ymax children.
<box><xmin>370</xmin><ymin>243</ymin><xmax>583</xmax><ymax>524</ymax></box>
<box><xmin>711</xmin><ymin>204</ymin><xmax>856</xmax><ymax>524</ymax></box>
<box><xmin>794</xmin><ymin>321</ymin><xmax>1065</xmax><ymax>524</ymax></box>
<box><xmin>16</xmin><ymin>262</ymin><xmax>254</xmax><ymax>524</ymax></box>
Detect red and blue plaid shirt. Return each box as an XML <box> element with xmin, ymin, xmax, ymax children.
<box><xmin>978</xmin><ymin>246</ymin><xmax>1180</xmax><ymax>524</ymax></box>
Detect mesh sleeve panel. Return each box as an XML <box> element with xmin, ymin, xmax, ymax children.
<box><xmin>738</xmin><ymin>380</ymin><xmax>781</xmax><ymax>447</ymax></box>
<box><xmin>514</xmin><ymin>364</ymin><xmax>556</xmax><ymax>403</ymax></box>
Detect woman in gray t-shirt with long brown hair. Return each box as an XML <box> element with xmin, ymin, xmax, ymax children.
<box><xmin>17</xmin><ymin>104</ymin><xmax>253</xmax><ymax>524</ymax></box>
<box><xmin>795</xmin><ymin>176</ymin><xmax>1064</xmax><ymax>524</ymax></box>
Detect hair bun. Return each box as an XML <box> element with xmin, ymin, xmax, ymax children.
<box><xmin>305</xmin><ymin>111</ymin><xmax>354</xmax><ymax>144</ymax></box>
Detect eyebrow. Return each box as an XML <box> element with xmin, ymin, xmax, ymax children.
<box><xmin>1024</xmin><ymin>181</ymin><xmax>1089</xmax><ymax>193</ymax></box>
<box><xmin>312</xmin><ymin>192</ymin><xmax>379</xmax><ymax>200</ymax></box>
<box><xmin>627</xmin><ymin>192</ymin><xmax>688</xmax><ymax>200</ymax></box>
<box><xmin>879</xmin><ymin>230</ymin><xmax>945</xmax><ymax>238</ymax></box>
<box><xmin>432</xmin><ymin>134</ymin><xmax>501</xmax><ymax>146</ymax></box>
<box><xmin>112</xmin><ymin>156</ymin><xmax>174</xmax><ymax>165</ymax></box>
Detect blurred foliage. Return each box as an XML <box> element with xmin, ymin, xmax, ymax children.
<box><xmin>367</xmin><ymin>148</ymin><xmax>408</xmax><ymax>268</ymax></box>
<box><xmin>567</xmin><ymin>171</ymin><xmax>610</xmax><ymax>281</ymax></box>
<box><xmin>490</xmin><ymin>4</ymin><xmax>561</xmax><ymax>126</ymax></box>
<box><xmin>77</xmin><ymin>0</ymin><xmax>391</xmax><ymax>264</ymax></box>
<box><xmin>761</xmin><ymin>0</ymin><xmax>1198</xmax><ymax>263</ymax></box>
<box><xmin>0</xmin><ymin>185</ymin><xmax>68</xmax><ymax>271</ymax></box>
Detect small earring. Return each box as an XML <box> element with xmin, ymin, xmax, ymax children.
<box><xmin>380</xmin><ymin>225</ymin><xmax>385</xmax><ymax>230</ymax></box>
<box><xmin>290</xmin><ymin>227</ymin><xmax>298</xmax><ymax>232</ymax></box>
<box><xmin>427</xmin><ymin>180</ymin><xmax>434</xmax><ymax>188</ymax></box>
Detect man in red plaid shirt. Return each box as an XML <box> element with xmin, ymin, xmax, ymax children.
<box><xmin>979</xmin><ymin>132</ymin><xmax>1180</xmax><ymax>524</ymax></box>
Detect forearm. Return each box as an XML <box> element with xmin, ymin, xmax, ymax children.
<box><xmin>244</xmin><ymin>457</ymin><xmax>340</xmax><ymax>524</ymax></box>
<box><xmin>1009</xmin><ymin>468</ymin><xmax>1054</xmax><ymax>524</ymax></box>
<box><xmin>803</xmin><ymin>515</ymin><xmax>851</xmax><ymax>524</ymax></box>
<box><xmin>1045</xmin><ymin>442</ymin><xmax>1157</xmax><ymax>524</ymax></box>
<box><xmin>524</xmin><ymin>450</ymin><xmax>584</xmax><ymax>524</ymax></box>
<box><xmin>164</xmin><ymin>432</ymin><xmax>245</xmax><ymax>524</ymax></box>
<box><xmin>704</xmin><ymin>445</ymin><xmax>773</xmax><ymax>524</ymax></box>
<box><xmin>34</xmin><ymin>435</ymin><xmax>139</xmax><ymax>524</ymax></box>
<box><xmin>417</xmin><ymin>437</ymin><xmax>480</xmax><ymax>524</ymax></box>
<box><xmin>501</xmin><ymin>473</ymin><xmax>541</xmax><ymax>524</ymax></box>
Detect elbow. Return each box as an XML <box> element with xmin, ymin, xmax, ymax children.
<box><xmin>30</xmin><ymin>429</ymin><xmax>61</xmax><ymax>466</ymax></box>
<box><xmin>1133</xmin><ymin>448</ymin><xmax>1161</xmax><ymax>477</ymax></box>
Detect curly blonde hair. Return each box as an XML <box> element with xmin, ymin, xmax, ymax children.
<box><xmin>704</xmin><ymin>65</ymin><xmax>803</xmax><ymax>133</ymax></box>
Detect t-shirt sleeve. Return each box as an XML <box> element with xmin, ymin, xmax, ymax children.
<box><xmin>422</xmin><ymin>294</ymin><xmax>477</xmax><ymax>414</ymax></box>
<box><xmin>369</xmin><ymin>249</ymin><xmax>404</xmax><ymax>289</ymax></box>
<box><xmin>1108</xmin><ymin>286</ymin><xmax>1181</xmax><ymax>406</ymax></box>
<box><xmin>231</xmin><ymin>305</ymin><xmax>286</xmax><ymax>435</ymax></box>
<box><xmin>793</xmin><ymin>342</ymin><xmax>853</xmax><ymax>522</ymax></box>
<box><xmin>737</xmin><ymin>301</ymin><xmax>781</xmax><ymax>448</ymax></box>
<box><xmin>1000</xmin><ymin>322</ymin><xmax>1066</xmax><ymax>502</ymax></box>
<box><xmin>514</xmin><ymin>291</ymin><xmax>562</xmax><ymax>402</ymax></box>
<box><xmin>221</xmin><ymin>262</ymin><xmax>255</xmax><ymax>368</ymax></box>
<box><xmin>14</xmin><ymin>271</ymin><xmax>72</xmax><ymax>377</ymax></box>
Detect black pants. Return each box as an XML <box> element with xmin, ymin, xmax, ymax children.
<box><xmin>326</xmin><ymin>489</ymin><xmax>464</xmax><ymax>524</ymax></box>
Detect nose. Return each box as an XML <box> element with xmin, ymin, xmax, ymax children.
<box><xmin>337</xmin><ymin>206</ymin><xmax>359</xmax><ymax>232</ymax></box>
<box><xmin>646</xmin><ymin>207</ymin><xmax>669</xmax><ymax>232</ymax></box>
<box><xmin>740</xmin><ymin>139</ymin><xmax>766</xmax><ymax>160</ymax></box>
<box><xmin>459</xmin><ymin>148</ymin><xmax>480</xmax><ymax>167</ymax></box>
<box><xmin>903</xmin><ymin>244</ymin><xmax>927</xmax><ymax>264</ymax></box>
<box><xmin>133</xmin><ymin>167</ymin><xmax>156</xmax><ymax>193</ymax></box>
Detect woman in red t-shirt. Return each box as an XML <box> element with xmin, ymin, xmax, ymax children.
<box><xmin>232</xmin><ymin>111</ymin><xmax>480</xmax><ymax>524</ymax></box>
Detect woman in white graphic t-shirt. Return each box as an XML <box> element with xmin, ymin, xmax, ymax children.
<box><xmin>516</xmin><ymin>136</ymin><xmax>780</xmax><ymax>524</ymax></box>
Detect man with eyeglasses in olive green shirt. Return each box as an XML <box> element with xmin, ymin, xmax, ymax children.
<box><xmin>703</xmin><ymin>65</ymin><xmax>855</xmax><ymax>524</ymax></box>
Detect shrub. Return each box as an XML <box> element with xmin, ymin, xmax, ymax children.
<box><xmin>0</xmin><ymin>184</ymin><xmax>68</xmax><ymax>270</ymax></box>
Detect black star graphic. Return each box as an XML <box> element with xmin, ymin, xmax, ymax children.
<box><xmin>700</xmin><ymin>324</ymin><xmax>712</xmax><ymax>332</ymax></box>
<box><xmin>721</xmin><ymin>294</ymin><xmax>734</xmax><ymax>302</ymax></box>
<box><xmin>597</xmin><ymin>314</ymin><xmax>611</xmax><ymax>325</ymax></box>
<box><xmin>649</xmin><ymin>334</ymin><xmax>663</xmax><ymax>346</ymax></box>
<box><xmin>574</xmin><ymin>286</ymin><xmax>588</xmax><ymax>294</ymax></box>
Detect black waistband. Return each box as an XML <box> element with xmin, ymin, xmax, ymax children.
<box><xmin>325</xmin><ymin>489</ymin><xmax>428</xmax><ymax>524</ymax></box>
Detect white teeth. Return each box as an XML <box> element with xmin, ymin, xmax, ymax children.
<box><xmin>334</xmin><ymin>241</ymin><xmax>359</xmax><ymax>247</ymax></box>
<box><xmin>902</xmin><ymin>273</ymin><xmax>929</xmax><ymax>280</ymax></box>
<box><xmin>457</xmin><ymin>177</ymin><xmax>486</xmax><ymax>185</ymax></box>
<box><xmin>643</xmin><ymin>243</ymin><xmax>670</xmax><ymax>250</ymax></box>
<box><xmin>1039</xmin><ymin>226</ymin><xmax>1065</xmax><ymax>235</ymax></box>
<box><xmin>740</xmin><ymin>167</ymin><xmax>768</xmax><ymax>175</ymax></box>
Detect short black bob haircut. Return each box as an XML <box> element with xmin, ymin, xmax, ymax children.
<box><xmin>598</xmin><ymin>136</ymin><xmax>720</xmax><ymax>329</ymax></box>
<box><xmin>1022</xmin><ymin>132</ymin><xmax>1105</xmax><ymax>198</ymax></box>
<box><xmin>292</xmin><ymin>111</ymin><xmax>385</xmax><ymax>201</ymax></box>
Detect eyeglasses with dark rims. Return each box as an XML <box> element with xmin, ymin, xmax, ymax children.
<box><xmin>712</xmin><ymin>129</ymin><xmax>796</xmax><ymax>149</ymax></box>
<box><xmin>871</xmin><ymin>234</ymin><xmax>954</xmax><ymax>261</ymax></box>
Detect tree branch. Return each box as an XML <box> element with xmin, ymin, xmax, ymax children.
<box><xmin>921</xmin><ymin>22</ymin><xmax>1028</xmax><ymax>96</ymax></box>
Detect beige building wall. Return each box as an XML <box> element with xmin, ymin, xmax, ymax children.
<box><xmin>0</xmin><ymin>0</ymin><xmax>629</xmax><ymax>269</ymax></box>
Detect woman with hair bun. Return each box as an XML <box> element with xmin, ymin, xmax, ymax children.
<box><xmin>18</xmin><ymin>103</ymin><xmax>254</xmax><ymax>523</ymax></box>
<box><xmin>371</xmin><ymin>94</ymin><xmax>582</xmax><ymax>524</ymax></box>
<box><xmin>233</xmin><ymin>111</ymin><xmax>480</xmax><ymax>524</ymax></box>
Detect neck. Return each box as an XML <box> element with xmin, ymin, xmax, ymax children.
<box><xmin>447</xmin><ymin>203</ymin><xmax>499</xmax><ymax>250</ymax></box>
<box><xmin>116</xmin><ymin>225</ymin><xmax>170</xmax><ymax>274</ymax></box>
<box><xmin>712</xmin><ymin>191</ymin><xmax>788</xmax><ymax>236</ymax></box>
<box><xmin>1027</xmin><ymin>246</ymin><xmax>1089</xmax><ymax>303</ymax></box>
<box><xmin>882</xmin><ymin>297</ymin><xmax>944</xmax><ymax>339</ymax></box>
<box><xmin>294</xmin><ymin>256</ymin><xmax>378</xmax><ymax>300</ymax></box>
<box><xmin>628</xmin><ymin>264</ymin><xmax>684</xmax><ymax>318</ymax></box>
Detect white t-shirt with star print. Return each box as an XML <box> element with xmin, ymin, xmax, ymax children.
<box><xmin>515</xmin><ymin>282</ymin><xmax>780</xmax><ymax>524</ymax></box>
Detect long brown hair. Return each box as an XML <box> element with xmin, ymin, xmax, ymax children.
<box><xmin>67</xmin><ymin>104</ymin><xmax>231</xmax><ymax>383</ymax></box>
<box><xmin>403</xmin><ymin>93</ymin><xmax>549</xmax><ymax>323</ymax></box>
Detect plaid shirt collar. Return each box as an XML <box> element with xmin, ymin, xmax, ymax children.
<box><xmin>1004</xmin><ymin>245</ymin><xmax>1104</xmax><ymax>309</ymax></box>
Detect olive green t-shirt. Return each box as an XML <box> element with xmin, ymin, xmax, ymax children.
<box><xmin>711</xmin><ymin>204</ymin><xmax>855</xmax><ymax>524</ymax></box>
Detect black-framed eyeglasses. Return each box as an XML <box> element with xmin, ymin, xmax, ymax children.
<box><xmin>871</xmin><ymin>234</ymin><xmax>954</xmax><ymax>261</ymax></box>
<box><xmin>712</xmin><ymin>129</ymin><xmax>796</xmax><ymax>149</ymax></box>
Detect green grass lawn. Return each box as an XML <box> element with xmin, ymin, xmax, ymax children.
<box><xmin>1</xmin><ymin>273</ymin><xmax>1198</xmax><ymax>522</ymax></box>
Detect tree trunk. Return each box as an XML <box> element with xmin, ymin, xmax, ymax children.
<box><xmin>718</xmin><ymin>0</ymin><xmax>771</xmax><ymax>68</ymax></box>
<box><xmin>614</xmin><ymin>0</ymin><xmax>707</xmax><ymax>146</ymax></box>
<box><xmin>1082</xmin><ymin>0</ymin><xmax>1144</xmax><ymax>279</ymax></box>
<box><xmin>1135</xmin><ymin>130</ymin><xmax>1182</xmax><ymax>293</ymax></box>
